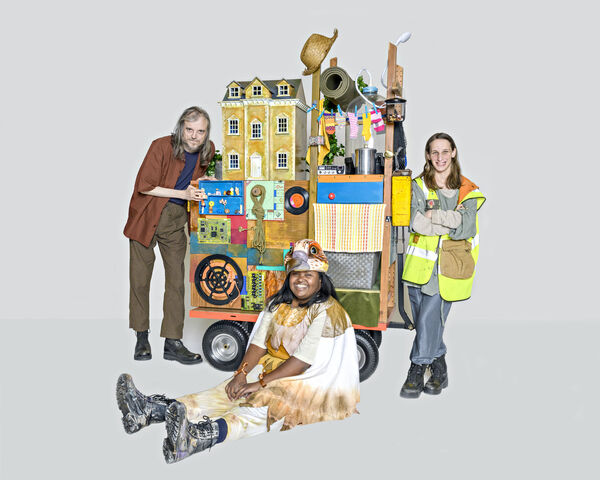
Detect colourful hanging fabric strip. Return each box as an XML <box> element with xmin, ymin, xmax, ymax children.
<box><xmin>347</xmin><ymin>111</ymin><xmax>359</xmax><ymax>138</ymax></box>
<box><xmin>314</xmin><ymin>203</ymin><xmax>386</xmax><ymax>252</ymax></box>
<box><xmin>362</xmin><ymin>109</ymin><xmax>372</xmax><ymax>142</ymax></box>
<box><xmin>370</xmin><ymin>108</ymin><xmax>385</xmax><ymax>133</ymax></box>
<box><xmin>324</xmin><ymin>112</ymin><xmax>336</xmax><ymax>135</ymax></box>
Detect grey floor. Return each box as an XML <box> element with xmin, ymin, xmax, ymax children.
<box><xmin>0</xmin><ymin>317</ymin><xmax>597</xmax><ymax>479</ymax></box>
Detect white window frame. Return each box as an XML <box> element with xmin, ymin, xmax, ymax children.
<box><xmin>252</xmin><ymin>85</ymin><xmax>262</xmax><ymax>96</ymax></box>
<box><xmin>278</xmin><ymin>84</ymin><xmax>289</xmax><ymax>96</ymax></box>
<box><xmin>250</xmin><ymin>120</ymin><xmax>263</xmax><ymax>139</ymax></box>
<box><xmin>228</xmin><ymin>118</ymin><xmax>239</xmax><ymax>135</ymax></box>
<box><xmin>228</xmin><ymin>152</ymin><xmax>240</xmax><ymax>170</ymax></box>
<box><xmin>276</xmin><ymin>115</ymin><xmax>289</xmax><ymax>134</ymax></box>
<box><xmin>276</xmin><ymin>151</ymin><xmax>288</xmax><ymax>169</ymax></box>
<box><xmin>229</xmin><ymin>86</ymin><xmax>240</xmax><ymax>98</ymax></box>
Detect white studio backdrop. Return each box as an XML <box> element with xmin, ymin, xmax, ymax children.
<box><xmin>0</xmin><ymin>0</ymin><xmax>598</xmax><ymax>322</ymax></box>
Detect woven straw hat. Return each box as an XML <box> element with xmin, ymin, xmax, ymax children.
<box><xmin>300</xmin><ymin>28</ymin><xmax>338</xmax><ymax>76</ymax></box>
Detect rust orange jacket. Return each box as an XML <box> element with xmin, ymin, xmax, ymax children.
<box><xmin>124</xmin><ymin>135</ymin><xmax>214</xmax><ymax>247</ymax></box>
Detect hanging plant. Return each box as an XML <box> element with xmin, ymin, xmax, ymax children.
<box><xmin>323</xmin><ymin>132</ymin><xmax>345</xmax><ymax>165</ymax></box>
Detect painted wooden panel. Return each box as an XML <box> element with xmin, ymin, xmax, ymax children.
<box><xmin>247</xmin><ymin>248</ymin><xmax>285</xmax><ymax>267</ymax></box>
<box><xmin>246</xmin><ymin>180</ymin><xmax>309</xmax><ymax>249</ymax></box>
<box><xmin>264</xmin><ymin>270</ymin><xmax>286</xmax><ymax>298</ymax></box>
<box><xmin>189</xmin><ymin>241</ymin><xmax>248</xmax><ymax>258</ymax></box>
<box><xmin>190</xmin><ymin>254</ymin><xmax>247</xmax><ymax>309</ymax></box>
<box><xmin>316</xmin><ymin>181</ymin><xmax>383</xmax><ymax>204</ymax></box>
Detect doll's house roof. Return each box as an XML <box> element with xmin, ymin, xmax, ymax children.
<box><xmin>222</xmin><ymin>78</ymin><xmax>305</xmax><ymax>103</ymax></box>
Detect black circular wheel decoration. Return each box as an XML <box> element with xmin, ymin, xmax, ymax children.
<box><xmin>284</xmin><ymin>186</ymin><xmax>309</xmax><ymax>215</ymax></box>
<box><xmin>194</xmin><ymin>254</ymin><xmax>244</xmax><ymax>305</ymax></box>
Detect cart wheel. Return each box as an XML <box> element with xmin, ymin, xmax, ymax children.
<box><xmin>367</xmin><ymin>330</ymin><xmax>382</xmax><ymax>348</ymax></box>
<box><xmin>236</xmin><ymin>321</ymin><xmax>255</xmax><ymax>336</ymax></box>
<box><xmin>202</xmin><ymin>321</ymin><xmax>248</xmax><ymax>371</ymax></box>
<box><xmin>355</xmin><ymin>330</ymin><xmax>379</xmax><ymax>382</ymax></box>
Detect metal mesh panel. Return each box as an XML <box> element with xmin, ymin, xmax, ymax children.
<box><xmin>325</xmin><ymin>251</ymin><xmax>380</xmax><ymax>289</ymax></box>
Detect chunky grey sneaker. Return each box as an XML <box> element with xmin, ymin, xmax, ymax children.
<box><xmin>400</xmin><ymin>362</ymin><xmax>426</xmax><ymax>399</ymax></box>
<box><xmin>163</xmin><ymin>402</ymin><xmax>220</xmax><ymax>464</ymax></box>
<box><xmin>423</xmin><ymin>355</ymin><xmax>448</xmax><ymax>395</ymax></box>
<box><xmin>116</xmin><ymin>373</ymin><xmax>173</xmax><ymax>434</ymax></box>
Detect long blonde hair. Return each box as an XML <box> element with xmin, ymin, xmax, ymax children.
<box><xmin>419</xmin><ymin>132</ymin><xmax>462</xmax><ymax>190</ymax></box>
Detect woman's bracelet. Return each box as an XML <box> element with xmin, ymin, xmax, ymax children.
<box><xmin>234</xmin><ymin>362</ymin><xmax>248</xmax><ymax>377</ymax></box>
<box><xmin>258</xmin><ymin>372</ymin><xmax>267</xmax><ymax>388</ymax></box>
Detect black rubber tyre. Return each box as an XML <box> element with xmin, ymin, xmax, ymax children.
<box><xmin>367</xmin><ymin>330</ymin><xmax>382</xmax><ymax>348</ymax></box>
<box><xmin>202</xmin><ymin>321</ymin><xmax>249</xmax><ymax>371</ymax></box>
<box><xmin>355</xmin><ymin>330</ymin><xmax>379</xmax><ymax>382</ymax></box>
<box><xmin>236</xmin><ymin>321</ymin><xmax>255</xmax><ymax>336</ymax></box>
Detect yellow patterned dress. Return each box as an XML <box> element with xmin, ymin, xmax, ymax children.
<box><xmin>177</xmin><ymin>298</ymin><xmax>360</xmax><ymax>441</ymax></box>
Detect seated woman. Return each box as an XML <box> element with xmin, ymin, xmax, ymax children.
<box><xmin>116</xmin><ymin>239</ymin><xmax>360</xmax><ymax>463</ymax></box>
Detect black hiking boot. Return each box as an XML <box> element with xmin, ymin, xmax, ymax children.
<box><xmin>424</xmin><ymin>355</ymin><xmax>448</xmax><ymax>395</ymax></box>
<box><xmin>400</xmin><ymin>362</ymin><xmax>426</xmax><ymax>399</ymax></box>
<box><xmin>163</xmin><ymin>402</ymin><xmax>220</xmax><ymax>464</ymax></box>
<box><xmin>116</xmin><ymin>373</ymin><xmax>174</xmax><ymax>434</ymax></box>
<box><xmin>163</xmin><ymin>339</ymin><xmax>203</xmax><ymax>365</ymax></box>
<box><xmin>134</xmin><ymin>330</ymin><xmax>151</xmax><ymax>361</ymax></box>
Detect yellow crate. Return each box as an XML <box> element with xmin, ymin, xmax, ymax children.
<box><xmin>392</xmin><ymin>175</ymin><xmax>411</xmax><ymax>226</ymax></box>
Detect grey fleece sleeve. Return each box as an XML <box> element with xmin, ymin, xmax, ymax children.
<box><xmin>410</xmin><ymin>181</ymin><xmax>450</xmax><ymax>236</ymax></box>
<box><xmin>449</xmin><ymin>198</ymin><xmax>478</xmax><ymax>240</ymax></box>
<box><xmin>431</xmin><ymin>209</ymin><xmax>462</xmax><ymax>228</ymax></box>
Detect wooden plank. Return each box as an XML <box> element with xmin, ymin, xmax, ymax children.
<box><xmin>308</xmin><ymin>68</ymin><xmax>321</xmax><ymax>239</ymax></box>
<box><xmin>189</xmin><ymin>308</ymin><xmax>259</xmax><ymax>321</ymax></box>
<box><xmin>379</xmin><ymin>42</ymin><xmax>398</xmax><ymax>324</ymax></box>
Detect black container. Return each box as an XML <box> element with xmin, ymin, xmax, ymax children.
<box><xmin>344</xmin><ymin>157</ymin><xmax>355</xmax><ymax>174</ymax></box>
<box><xmin>374</xmin><ymin>153</ymin><xmax>384</xmax><ymax>174</ymax></box>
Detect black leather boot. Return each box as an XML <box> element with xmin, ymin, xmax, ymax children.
<box><xmin>400</xmin><ymin>362</ymin><xmax>426</xmax><ymax>399</ymax></box>
<box><xmin>163</xmin><ymin>402</ymin><xmax>220</xmax><ymax>464</ymax></box>
<box><xmin>134</xmin><ymin>330</ymin><xmax>151</xmax><ymax>361</ymax></box>
<box><xmin>116</xmin><ymin>373</ymin><xmax>174</xmax><ymax>434</ymax></box>
<box><xmin>424</xmin><ymin>354</ymin><xmax>448</xmax><ymax>395</ymax></box>
<box><xmin>163</xmin><ymin>338</ymin><xmax>203</xmax><ymax>365</ymax></box>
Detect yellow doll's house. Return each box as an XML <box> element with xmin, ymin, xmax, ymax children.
<box><xmin>219</xmin><ymin>78</ymin><xmax>308</xmax><ymax>181</ymax></box>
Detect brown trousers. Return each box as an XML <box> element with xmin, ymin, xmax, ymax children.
<box><xmin>129</xmin><ymin>202</ymin><xmax>188</xmax><ymax>339</ymax></box>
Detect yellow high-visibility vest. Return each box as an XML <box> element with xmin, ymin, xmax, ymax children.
<box><xmin>402</xmin><ymin>177</ymin><xmax>486</xmax><ymax>301</ymax></box>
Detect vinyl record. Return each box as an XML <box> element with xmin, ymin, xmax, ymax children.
<box><xmin>284</xmin><ymin>186</ymin><xmax>309</xmax><ymax>215</ymax></box>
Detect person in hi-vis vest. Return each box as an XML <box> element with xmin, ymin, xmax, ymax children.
<box><xmin>400</xmin><ymin>132</ymin><xmax>485</xmax><ymax>399</ymax></box>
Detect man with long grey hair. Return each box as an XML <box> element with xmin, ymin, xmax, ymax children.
<box><xmin>124</xmin><ymin>106</ymin><xmax>215</xmax><ymax>364</ymax></box>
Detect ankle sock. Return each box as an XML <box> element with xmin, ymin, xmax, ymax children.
<box><xmin>215</xmin><ymin>418</ymin><xmax>228</xmax><ymax>443</ymax></box>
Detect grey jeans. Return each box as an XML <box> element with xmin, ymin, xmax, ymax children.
<box><xmin>408</xmin><ymin>286</ymin><xmax>452</xmax><ymax>365</ymax></box>
<box><xmin>129</xmin><ymin>202</ymin><xmax>188</xmax><ymax>339</ymax></box>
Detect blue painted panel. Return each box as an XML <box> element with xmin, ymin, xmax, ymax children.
<box><xmin>197</xmin><ymin>180</ymin><xmax>244</xmax><ymax>215</ymax></box>
<box><xmin>317</xmin><ymin>181</ymin><xmax>383</xmax><ymax>203</ymax></box>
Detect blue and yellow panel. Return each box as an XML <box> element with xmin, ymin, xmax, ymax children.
<box><xmin>197</xmin><ymin>180</ymin><xmax>244</xmax><ymax>215</ymax></box>
<box><xmin>317</xmin><ymin>174</ymin><xmax>383</xmax><ymax>204</ymax></box>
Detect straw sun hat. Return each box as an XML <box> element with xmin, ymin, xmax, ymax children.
<box><xmin>300</xmin><ymin>28</ymin><xmax>338</xmax><ymax>76</ymax></box>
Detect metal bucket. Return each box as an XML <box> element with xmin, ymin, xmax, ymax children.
<box><xmin>354</xmin><ymin>147</ymin><xmax>376</xmax><ymax>175</ymax></box>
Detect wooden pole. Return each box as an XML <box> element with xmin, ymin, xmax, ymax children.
<box><xmin>379</xmin><ymin>42</ymin><xmax>398</xmax><ymax>324</ymax></box>
<box><xmin>308</xmin><ymin>67</ymin><xmax>320</xmax><ymax>239</ymax></box>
